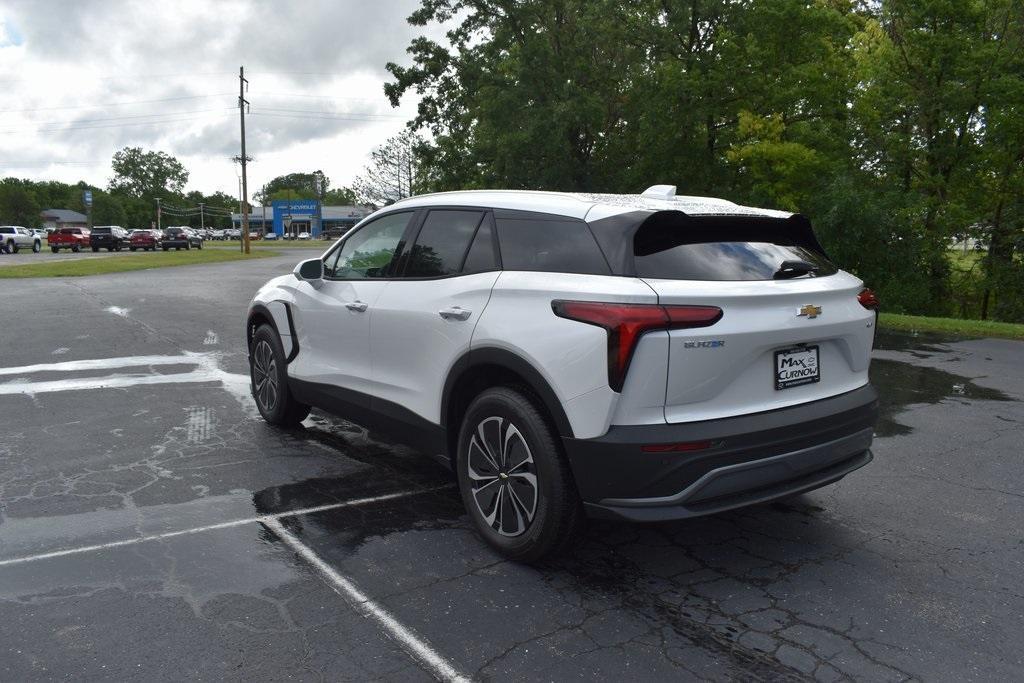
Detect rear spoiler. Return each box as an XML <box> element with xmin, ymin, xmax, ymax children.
<box><xmin>588</xmin><ymin>210</ymin><xmax>829</xmax><ymax>276</ymax></box>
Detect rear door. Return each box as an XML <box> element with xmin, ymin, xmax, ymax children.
<box><xmin>288</xmin><ymin>210</ymin><xmax>414</xmax><ymax>397</ymax></box>
<box><xmin>630</xmin><ymin>214</ymin><xmax>875</xmax><ymax>423</ymax></box>
<box><xmin>369</xmin><ymin>208</ymin><xmax>500</xmax><ymax>425</ymax></box>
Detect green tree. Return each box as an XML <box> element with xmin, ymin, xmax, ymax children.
<box><xmin>109</xmin><ymin>147</ymin><xmax>189</xmax><ymax>199</ymax></box>
<box><xmin>254</xmin><ymin>171</ymin><xmax>333</xmax><ymax>204</ymax></box>
<box><xmin>0</xmin><ymin>179</ymin><xmax>42</xmax><ymax>226</ymax></box>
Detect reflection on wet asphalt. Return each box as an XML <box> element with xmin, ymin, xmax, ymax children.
<box><xmin>870</xmin><ymin>358</ymin><xmax>1013</xmax><ymax>436</ymax></box>
<box><xmin>1</xmin><ymin>262</ymin><xmax>1022</xmax><ymax>681</ymax></box>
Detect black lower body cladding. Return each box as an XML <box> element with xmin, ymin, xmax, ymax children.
<box><xmin>562</xmin><ymin>385</ymin><xmax>878</xmax><ymax>522</ymax></box>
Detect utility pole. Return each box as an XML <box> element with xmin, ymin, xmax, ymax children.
<box><xmin>238</xmin><ymin>66</ymin><xmax>250</xmax><ymax>255</ymax></box>
<box><xmin>199</xmin><ymin>203</ymin><xmax>205</xmax><ymax>232</ymax></box>
<box><xmin>155</xmin><ymin>198</ymin><xmax>161</xmax><ymax>232</ymax></box>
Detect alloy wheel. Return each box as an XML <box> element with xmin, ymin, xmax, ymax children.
<box><xmin>252</xmin><ymin>340</ymin><xmax>279</xmax><ymax>413</ymax></box>
<box><xmin>467</xmin><ymin>416</ymin><xmax>539</xmax><ymax>537</ymax></box>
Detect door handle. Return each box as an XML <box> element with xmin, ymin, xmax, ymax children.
<box><xmin>439</xmin><ymin>306</ymin><xmax>472</xmax><ymax>321</ymax></box>
<box><xmin>345</xmin><ymin>301</ymin><xmax>368</xmax><ymax>312</ymax></box>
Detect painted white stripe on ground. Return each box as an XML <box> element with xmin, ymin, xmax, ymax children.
<box><xmin>263</xmin><ymin>517</ymin><xmax>471</xmax><ymax>683</ymax></box>
<box><xmin>0</xmin><ymin>487</ymin><xmax>450</xmax><ymax>568</ymax></box>
<box><xmin>0</xmin><ymin>353</ymin><xmax>214</xmax><ymax>376</ymax></box>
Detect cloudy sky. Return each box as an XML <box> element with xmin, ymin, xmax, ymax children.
<box><xmin>0</xmin><ymin>0</ymin><xmax>434</xmax><ymax>200</ymax></box>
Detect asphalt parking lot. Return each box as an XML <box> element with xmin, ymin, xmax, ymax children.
<box><xmin>1</xmin><ymin>252</ymin><xmax>1021</xmax><ymax>681</ymax></box>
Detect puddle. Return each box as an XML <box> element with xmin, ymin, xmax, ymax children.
<box><xmin>870</xmin><ymin>358</ymin><xmax>1014</xmax><ymax>437</ymax></box>
<box><xmin>872</xmin><ymin>328</ymin><xmax>965</xmax><ymax>357</ymax></box>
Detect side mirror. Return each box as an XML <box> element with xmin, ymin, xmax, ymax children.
<box><xmin>294</xmin><ymin>258</ymin><xmax>324</xmax><ymax>282</ymax></box>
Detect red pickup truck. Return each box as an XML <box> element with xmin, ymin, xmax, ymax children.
<box><xmin>48</xmin><ymin>227</ymin><xmax>91</xmax><ymax>253</ymax></box>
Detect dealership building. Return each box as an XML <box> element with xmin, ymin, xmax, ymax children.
<box><xmin>231</xmin><ymin>200</ymin><xmax>371</xmax><ymax>238</ymax></box>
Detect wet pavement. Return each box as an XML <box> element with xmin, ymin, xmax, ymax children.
<box><xmin>1</xmin><ymin>256</ymin><xmax>1022</xmax><ymax>681</ymax></box>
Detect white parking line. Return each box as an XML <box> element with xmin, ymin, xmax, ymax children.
<box><xmin>0</xmin><ymin>353</ymin><xmax>209</xmax><ymax>376</ymax></box>
<box><xmin>0</xmin><ymin>486</ymin><xmax>450</xmax><ymax>568</ymax></box>
<box><xmin>263</xmin><ymin>517</ymin><xmax>471</xmax><ymax>683</ymax></box>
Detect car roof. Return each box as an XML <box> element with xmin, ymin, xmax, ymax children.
<box><xmin>388</xmin><ymin>188</ymin><xmax>791</xmax><ymax>221</ymax></box>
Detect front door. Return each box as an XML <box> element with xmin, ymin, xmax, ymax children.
<box><xmin>370</xmin><ymin>209</ymin><xmax>499</xmax><ymax>425</ymax></box>
<box><xmin>288</xmin><ymin>211</ymin><xmax>415</xmax><ymax>397</ymax></box>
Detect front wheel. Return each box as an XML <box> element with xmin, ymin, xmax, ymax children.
<box><xmin>196</xmin><ymin>241</ymin><xmax>202</xmax><ymax>250</ymax></box>
<box><xmin>51</xmin><ymin>247</ymin><xmax>59</xmax><ymax>253</ymax></box>
<box><xmin>457</xmin><ymin>387</ymin><xmax>583</xmax><ymax>562</ymax></box>
<box><xmin>72</xmin><ymin>244</ymin><xmax>80</xmax><ymax>253</ymax></box>
<box><xmin>32</xmin><ymin>240</ymin><xmax>41</xmax><ymax>253</ymax></box>
<box><xmin>7</xmin><ymin>240</ymin><xmax>18</xmax><ymax>253</ymax></box>
<box><xmin>92</xmin><ymin>246</ymin><xmax>99</xmax><ymax>252</ymax></box>
<box><xmin>250</xmin><ymin>325</ymin><xmax>310</xmax><ymax>427</ymax></box>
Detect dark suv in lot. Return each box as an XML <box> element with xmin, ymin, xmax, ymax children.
<box><xmin>90</xmin><ymin>226</ymin><xmax>130</xmax><ymax>252</ymax></box>
<box><xmin>160</xmin><ymin>227</ymin><xmax>203</xmax><ymax>251</ymax></box>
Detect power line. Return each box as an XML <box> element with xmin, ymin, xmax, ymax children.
<box><xmin>249</xmin><ymin>111</ymin><xmax>405</xmax><ymax>124</ymax></box>
<box><xmin>0</xmin><ymin>111</ymin><xmax>233</xmax><ymax>135</ymax></box>
<box><xmin>0</xmin><ymin>107</ymin><xmax>235</xmax><ymax>130</ymax></box>
<box><xmin>0</xmin><ymin>93</ymin><xmax>235</xmax><ymax>114</ymax></box>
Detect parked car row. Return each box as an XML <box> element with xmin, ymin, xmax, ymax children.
<box><xmin>0</xmin><ymin>225</ymin><xmax>211</xmax><ymax>255</ymax></box>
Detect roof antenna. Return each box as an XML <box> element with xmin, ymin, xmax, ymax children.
<box><xmin>641</xmin><ymin>185</ymin><xmax>676</xmax><ymax>200</ymax></box>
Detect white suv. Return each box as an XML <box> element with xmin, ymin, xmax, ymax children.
<box><xmin>246</xmin><ymin>186</ymin><xmax>879</xmax><ymax>560</ymax></box>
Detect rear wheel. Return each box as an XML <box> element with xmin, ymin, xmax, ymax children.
<box><xmin>51</xmin><ymin>247</ymin><xmax>59</xmax><ymax>253</ymax></box>
<box><xmin>72</xmin><ymin>244</ymin><xmax>80</xmax><ymax>253</ymax></box>
<box><xmin>456</xmin><ymin>386</ymin><xmax>583</xmax><ymax>562</ymax></box>
<box><xmin>130</xmin><ymin>247</ymin><xmax>137</xmax><ymax>252</ymax></box>
<box><xmin>32</xmin><ymin>240</ymin><xmax>41</xmax><ymax>253</ymax></box>
<box><xmin>7</xmin><ymin>240</ymin><xmax>18</xmax><ymax>253</ymax></box>
<box><xmin>250</xmin><ymin>324</ymin><xmax>310</xmax><ymax>427</ymax></box>
<box><xmin>92</xmin><ymin>246</ymin><xmax>99</xmax><ymax>252</ymax></box>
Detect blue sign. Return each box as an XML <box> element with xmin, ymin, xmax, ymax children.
<box><xmin>271</xmin><ymin>199</ymin><xmax>320</xmax><ymax>236</ymax></box>
<box><xmin>83</xmin><ymin>190</ymin><xmax>93</xmax><ymax>207</ymax></box>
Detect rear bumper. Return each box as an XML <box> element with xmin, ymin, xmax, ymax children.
<box><xmin>562</xmin><ymin>385</ymin><xmax>878</xmax><ymax>522</ymax></box>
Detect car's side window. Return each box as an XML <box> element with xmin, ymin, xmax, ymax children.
<box><xmin>324</xmin><ymin>212</ymin><xmax>412</xmax><ymax>280</ymax></box>
<box><xmin>495</xmin><ymin>215</ymin><xmax>611</xmax><ymax>275</ymax></box>
<box><xmin>404</xmin><ymin>210</ymin><xmax>485</xmax><ymax>278</ymax></box>
<box><xmin>461</xmin><ymin>216</ymin><xmax>499</xmax><ymax>274</ymax></box>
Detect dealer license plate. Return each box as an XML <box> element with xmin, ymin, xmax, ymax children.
<box><xmin>774</xmin><ymin>345</ymin><xmax>820</xmax><ymax>390</ymax></box>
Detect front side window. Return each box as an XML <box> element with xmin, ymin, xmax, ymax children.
<box><xmin>405</xmin><ymin>210</ymin><xmax>485</xmax><ymax>277</ymax></box>
<box><xmin>324</xmin><ymin>212</ymin><xmax>412</xmax><ymax>279</ymax></box>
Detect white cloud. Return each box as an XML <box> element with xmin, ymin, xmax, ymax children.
<box><xmin>0</xmin><ymin>0</ymin><xmax>433</xmax><ymax>198</ymax></box>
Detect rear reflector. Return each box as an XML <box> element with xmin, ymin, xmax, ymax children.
<box><xmin>641</xmin><ymin>441</ymin><xmax>714</xmax><ymax>453</ymax></box>
<box><xmin>858</xmin><ymin>288</ymin><xmax>880</xmax><ymax>310</ymax></box>
<box><xmin>552</xmin><ymin>300</ymin><xmax>722</xmax><ymax>392</ymax></box>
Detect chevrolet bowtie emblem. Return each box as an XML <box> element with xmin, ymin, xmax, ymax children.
<box><xmin>798</xmin><ymin>304</ymin><xmax>822</xmax><ymax>319</ymax></box>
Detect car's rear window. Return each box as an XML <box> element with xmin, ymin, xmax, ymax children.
<box><xmin>495</xmin><ymin>216</ymin><xmax>610</xmax><ymax>275</ymax></box>
<box><xmin>92</xmin><ymin>227</ymin><xmax>111</xmax><ymax>235</ymax></box>
<box><xmin>632</xmin><ymin>213</ymin><xmax>837</xmax><ymax>281</ymax></box>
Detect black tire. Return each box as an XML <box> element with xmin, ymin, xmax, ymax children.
<box><xmin>456</xmin><ymin>386</ymin><xmax>583</xmax><ymax>562</ymax></box>
<box><xmin>7</xmin><ymin>240</ymin><xmax>18</xmax><ymax>254</ymax></box>
<box><xmin>92</xmin><ymin>246</ymin><xmax>99</xmax><ymax>252</ymax></box>
<box><xmin>196</xmin><ymin>241</ymin><xmax>203</xmax><ymax>250</ymax></box>
<box><xmin>72</xmin><ymin>244</ymin><xmax>80</xmax><ymax>253</ymax></box>
<box><xmin>162</xmin><ymin>246</ymin><xmax>169</xmax><ymax>251</ymax></box>
<box><xmin>130</xmin><ymin>247</ymin><xmax>136</xmax><ymax>252</ymax></box>
<box><xmin>32</xmin><ymin>240</ymin><xmax>41</xmax><ymax>253</ymax></box>
<box><xmin>249</xmin><ymin>324</ymin><xmax>310</xmax><ymax>427</ymax></box>
<box><xmin>51</xmin><ymin>247</ymin><xmax>59</xmax><ymax>253</ymax></box>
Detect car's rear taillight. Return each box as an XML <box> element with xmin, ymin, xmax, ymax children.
<box><xmin>552</xmin><ymin>300</ymin><xmax>722</xmax><ymax>392</ymax></box>
<box><xmin>858</xmin><ymin>288</ymin><xmax>879</xmax><ymax>310</ymax></box>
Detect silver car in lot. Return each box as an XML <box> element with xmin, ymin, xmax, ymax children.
<box><xmin>0</xmin><ymin>226</ymin><xmax>42</xmax><ymax>253</ymax></box>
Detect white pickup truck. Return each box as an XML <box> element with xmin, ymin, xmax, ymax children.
<box><xmin>0</xmin><ymin>226</ymin><xmax>42</xmax><ymax>253</ymax></box>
